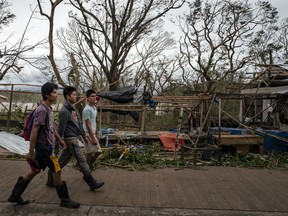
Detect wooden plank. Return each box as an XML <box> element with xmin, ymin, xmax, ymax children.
<box><xmin>241</xmin><ymin>85</ymin><xmax>288</xmax><ymax>94</ymax></box>
<box><xmin>213</xmin><ymin>135</ymin><xmax>263</xmax><ymax>145</ymax></box>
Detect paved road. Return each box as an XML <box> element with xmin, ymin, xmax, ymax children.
<box><xmin>1</xmin><ymin>203</ymin><xmax>288</xmax><ymax>216</ymax></box>
<box><xmin>1</xmin><ymin>159</ymin><xmax>288</xmax><ymax>215</ymax></box>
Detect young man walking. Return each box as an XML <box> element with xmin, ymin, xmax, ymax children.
<box><xmin>46</xmin><ymin>86</ymin><xmax>104</xmax><ymax>191</ymax></box>
<box><xmin>82</xmin><ymin>89</ymin><xmax>103</xmax><ymax>169</ymax></box>
<box><xmin>8</xmin><ymin>82</ymin><xmax>80</xmax><ymax>208</ymax></box>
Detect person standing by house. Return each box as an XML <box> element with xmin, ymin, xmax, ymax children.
<box><xmin>46</xmin><ymin>86</ymin><xmax>104</xmax><ymax>191</ymax></box>
<box><xmin>82</xmin><ymin>89</ymin><xmax>103</xmax><ymax>169</ymax></box>
<box><xmin>8</xmin><ymin>82</ymin><xmax>80</xmax><ymax>208</ymax></box>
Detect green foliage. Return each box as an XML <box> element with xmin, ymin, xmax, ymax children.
<box><xmin>97</xmin><ymin>143</ymin><xmax>189</xmax><ymax>171</ymax></box>
<box><xmin>96</xmin><ymin>144</ymin><xmax>288</xmax><ymax>171</ymax></box>
<box><xmin>221</xmin><ymin>153</ymin><xmax>288</xmax><ymax>169</ymax></box>
<box><xmin>0</xmin><ymin>153</ymin><xmax>25</xmax><ymax>160</ymax></box>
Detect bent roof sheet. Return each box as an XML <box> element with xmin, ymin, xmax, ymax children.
<box><xmin>0</xmin><ymin>132</ymin><xmax>29</xmax><ymax>155</ymax></box>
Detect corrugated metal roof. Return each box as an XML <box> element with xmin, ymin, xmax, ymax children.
<box><xmin>278</xmin><ymin>64</ymin><xmax>288</xmax><ymax>71</ymax></box>
<box><xmin>241</xmin><ymin>85</ymin><xmax>288</xmax><ymax>95</ymax></box>
<box><xmin>0</xmin><ymin>132</ymin><xmax>29</xmax><ymax>155</ymax></box>
<box><xmin>275</xmin><ymin>59</ymin><xmax>288</xmax><ymax>70</ymax></box>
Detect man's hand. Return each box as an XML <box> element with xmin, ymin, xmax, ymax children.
<box><xmin>92</xmin><ymin>137</ymin><xmax>98</xmax><ymax>146</ymax></box>
<box><xmin>26</xmin><ymin>157</ymin><xmax>41</xmax><ymax>174</ymax></box>
<box><xmin>83</xmin><ymin>137</ymin><xmax>88</xmax><ymax>144</ymax></box>
<box><xmin>79</xmin><ymin>136</ymin><xmax>88</xmax><ymax>144</ymax></box>
<box><xmin>96</xmin><ymin>132</ymin><xmax>101</xmax><ymax>140</ymax></box>
<box><xmin>59</xmin><ymin>139</ymin><xmax>67</xmax><ymax>149</ymax></box>
<box><xmin>27</xmin><ymin>150</ymin><xmax>35</xmax><ymax>161</ymax></box>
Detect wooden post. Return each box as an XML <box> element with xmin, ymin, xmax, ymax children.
<box><xmin>7</xmin><ymin>84</ymin><xmax>14</xmax><ymax>132</ymax></box>
<box><xmin>99</xmin><ymin>104</ymin><xmax>102</xmax><ymax>129</ymax></box>
<box><xmin>217</xmin><ymin>98</ymin><xmax>222</xmax><ymax>163</ymax></box>
<box><xmin>200</xmin><ymin>100</ymin><xmax>204</xmax><ymax>133</ymax></box>
<box><xmin>140</xmin><ymin>105</ymin><xmax>147</xmax><ymax>135</ymax></box>
<box><xmin>174</xmin><ymin>107</ymin><xmax>183</xmax><ymax>159</ymax></box>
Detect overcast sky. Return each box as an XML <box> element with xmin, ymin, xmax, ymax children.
<box><xmin>3</xmin><ymin>0</ymin><xmax>287</xmax><ymax>57</ymax></box>
<box><xmin>1</xmin><ymin>0</ymin><xmax>287</xmax><ymax>84</ymax></box>
<box><xmin>3</xmin><ymin>0</ymin><xmax>71</xmax><ymax>57</ymax></box>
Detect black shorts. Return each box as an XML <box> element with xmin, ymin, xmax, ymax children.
<box><xmin>35</xmin><ymin>143</ymin><xmax>61</xmax><ymax>173</ymax></box>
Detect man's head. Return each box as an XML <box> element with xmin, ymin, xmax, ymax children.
<box><xmin>63</xmin><ymin>86</ymin><xmax>77</xmax><ymax>103</ymax></box>
<box><xmin>85</xmin><ymin>89</ymin><xmax>97</xmax><ymax>105</ymax></box>
<box><xmin>41</xmin><ymin>82</ymin><xmax>58</xmax><ymax>102</ymax></box>
<box><xmin>85</xmin><ymin>89</ymin><xmax>96</xmax><ymax>98</ymax></box>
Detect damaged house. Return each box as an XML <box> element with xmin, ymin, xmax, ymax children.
<box><xmin>239</xmin><ymin>60</ymin><xmax>288</xmax><ymax>152</ymax></box>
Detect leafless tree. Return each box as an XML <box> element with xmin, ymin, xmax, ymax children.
<box><xmin>132</xmin><ymin>33</ymin><xmax>183</xmax><ymax>95</ymax></box>
<box><xmin>0</xmin><ymin>0</ymin><xmax>44</xmax><ymax>81</ymax></box>
<box><xmin>37</xmin><ymin>0</ymin><xmax>67</xmax><ymax>87</ymax></box>
<box><xmin>67</xmin><ymin>0</ymin><xmax>184</xmax><ymax>91</ymax></box>
<box><xmin>278</xmin><ymin>18</ymin><xmax>288</xmax><ymax>60</ymax></box>
<box><xmin>57</xmin><ymin>20</ymin><xmax>107</xmax><ymax>91</ymax></box>
<box><xmin>57</xmin><ymin>15</ymin><xmax>182</xmax><ymax>95</ymax></box>
<box><xmin>179</xmin><ymin>0</ymin><xmax>279</xmax><ymax>93</ymax></box>
<box><xmin>0</xmin><ymin>0</ymin><xmax>14</xmax><ymax>30</ymax></box>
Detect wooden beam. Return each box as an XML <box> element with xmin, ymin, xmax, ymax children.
<box><xmin>213</xmin><ymin>135</ymin><xmax>263</xmax><ymax>145</ymax></box>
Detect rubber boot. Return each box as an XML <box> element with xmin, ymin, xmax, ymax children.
<box><xmin>56</xmin><ymin>181</ymin><xmax>80</xmax><ymax>208</ymax></box>
<box><xmin>83</xmin><ymin>174</ymin><xmax>104</xmax><ymax>191</ymax></box>
<box><xmin>8</xmin><ymin>176</ymin><xmax>30</xmax><ymax>205</ymax></box>
<box><xmin>45</xmin><ymin>169</ymin><xmax>54</xmax><ymax>188</ymax></box>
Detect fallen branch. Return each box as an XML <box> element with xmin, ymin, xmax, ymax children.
<box><xmin>100</xmin><ymin>162</ymin><xmax>132</xmax><ymax>169</ymax></box>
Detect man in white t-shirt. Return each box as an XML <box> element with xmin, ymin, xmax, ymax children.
<box><xmin>82</xmin><ymin>89</ymin><xmax>102</xmax><ymax>169</ymax></box>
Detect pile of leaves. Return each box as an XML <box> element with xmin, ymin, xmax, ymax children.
<box><xmin>221</xmin><ymin>153</ymin><xmax>288</xmax><ymax>169</ymax></box>
<box><xmin>96</xmin><ymin>143</ymin><xmax>188</xmax><ymax>171</ymax></box>
<box><xmin>0</xmin><ymin>154</ymin><xmax>25</xmax><ymax>160</ymax></box>
<box><xmin>2</xmin><ymin>144</ymin><xmax>288</xmax><ymax>171</ymax></box>
<box><xmin>95</xmin><ymin>144</ymin><xmax>288</xmax><ymax>170</ymax></box>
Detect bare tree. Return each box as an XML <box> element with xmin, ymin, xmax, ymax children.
<box><xmin>57</xmin><ymin>20</ymin><xmax>107</xmax><ymax>91</ymax></box>
<box><xmin>0</xmin><ymin>0</ymin><xmax>14</xmax><ymax>29</ymax></box>
<box><xmin>130</xmin><ymin>26</ymin><xmax>177</xmax><ymax>87</ymax></box>
<box><xmin>37</xmin><ymin>0</ymin><xmax>66</xmax><ymax>87</ymax></box>
<box><xmin>132</xmin><ymin>30</ymin><xmax>183</xmax><ymax>95</ymax></box>
<box><xmin>179</xmin><ymin>0</ymin><xmax>279</xmax><ymax>93</ymax></box>
<box><xmin>0</xmin><ymin>0</ymin><xmax>43</xmax><ymax>80</ymax></box>
<box><xmin>248</xmin><ymin>5</ymin><xmax>284</xmax><ymax>65</ymax></box>
<box><xmin>278</xmin><ymin>18</ymin><xmax>288</xmax><ymax>60</ymax></box>
<box><xmin>67</xmin><ymin>0</ymin><xmax>184</xmax><ymax>91</ymax></box>
<box><xmin>57</xmin><ymin>16</ymin><xmax>181</xmax><ymax>95</ymax></box>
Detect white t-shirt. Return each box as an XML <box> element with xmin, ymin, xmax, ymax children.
<box><xmin>82</xmin><ymin>104</ymin><xmax>97</xmax><ymax>133</ymax></box>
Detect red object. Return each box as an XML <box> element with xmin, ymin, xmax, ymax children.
<box><xmin>26</xmin><ymin>159</ymin><xmax>41</xmax><ymax>174</ymax></box>
<box><xmin>158</xmin><ymin>133</ymin><xmax>184</xmax><ymax>151</ymax></box>
<box><xmin>96</xmin><ymin>96</ymin><xmax>101</xmax><ymax>101</ymax></box>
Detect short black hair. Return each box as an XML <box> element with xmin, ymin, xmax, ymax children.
<box><xmin>63</xmin><ymin>86</ymin><xmax>77</xmax><ymax>99</ymax></box>
<box><xmin>41</xmin><ymin>82</ymin><xmax>58</xmax><ymax>100</ymax></box>
<box><xmin>86</xmin><ymin>89</ymin><xmax>96</xmax><ymax>97</ymax></box>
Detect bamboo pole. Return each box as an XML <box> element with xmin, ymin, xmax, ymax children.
<box><xmin>140</xmin><ymin>105</ymin><xmax>147</xmax><ymax>135</ymax></box>
<box><xmin>7</xmin><ymin>85</ymin><xmax>14</xmax><ymax>131</ymax></box>
<box><xmin>174</xmin><ymin>107</ymin><xmax>183</xmax><ymax>159</ymax></box>
<box><xmin>217</xmin><ymin>98</ymin><xmax>222</xmax><ymax>163</ymax></box>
